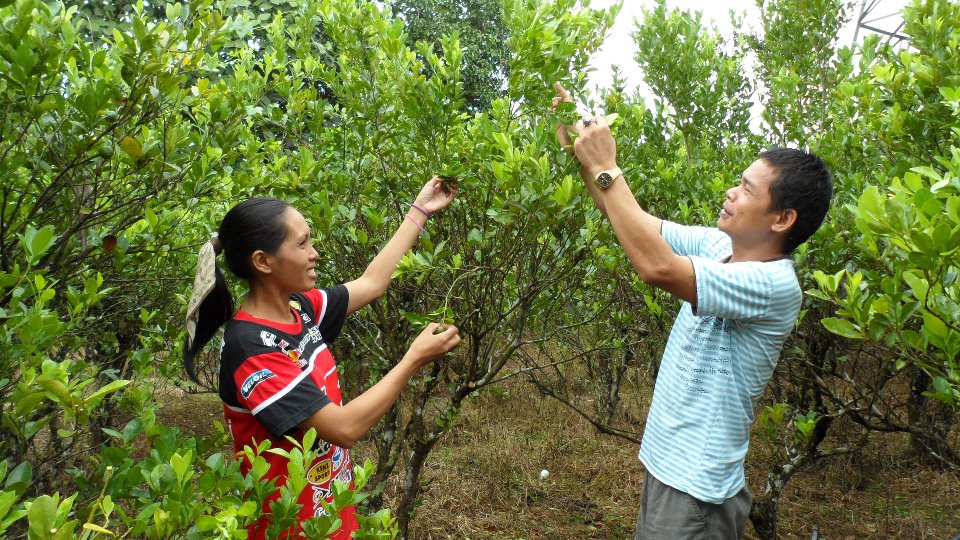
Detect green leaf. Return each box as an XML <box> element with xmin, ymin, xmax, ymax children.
<box><xmin>84</xmin><ymin>380</ymin><xmax>130</xmax><ymax>408</ymax></box>
<box><xmin>902</xmin><ymin>271</ymin><xmax>929</xmax><ymax>300</ymax></box>
<box><xmin>922</xmin><ymin>312</ymin><xmax>948</xmax><ymax>340</ymax></box>
<box><xmin>52</xmin><ymin>520</ymin><xmax>78</xmax><ymax>540</ymax></box>
<box><xmin>238</xmin><ymin>501</ymin><xmax>258</xmax><ymax>517</ymax></box>
<box><xmin>195</xmin><ymin>515</ymin><xmax>217</xmax><ymax>531</ymax></box>
<box><xmin>550</xmin><ymin>101</ymin><xmax>578</xmax><ymax>124</ymax></box>
<box><xmin>5</xmin><ymin>462</ymin><xmax>32</xmax><ymax>494</ymax></box>
<box><xmin>910</xmin><ymin>165</ymin><xmax>941</xmax><ymax>182</ymax></box>
<box><xmin>401</xmin><ymin>311</ymin><xmax>428</xmax><ymax>327</ymax></box>
<box><xmin>924</xmin><ymin>376</ymin><xmax>957</xmax><ymax>405</ymax></box>
<box><xmin>0</xmin><ymin>491</ymin><xmax>22</xmax><ymax>526</ymax></box>
<box><xmin>27</xmin><ymin>495</ymin><xmax>56</xmax><ymax>540</ymax></box>
<box><xmin>82</xmin><ymin>523</ymin><xmax>115</xmax><ymax>536</ymax></box>
<box><xmin>170</xmin><ymin>451</ymin><xmax>191</xmax><ymax>482</ymax></box>
<box><xmin>820</xmin><ymin>317</ymin><xmax>864</xmax><ymax>339</ymax></box>
<box><xmin>0</xmin><ymin>272</ymin><xmax>18</xmax><ymax>289</ymax></box>
<box><xmin>145</xmin><ymin>208</ymin><xmax>158</xmax><ymax>228</ymax></box>
<box><xmin>946</xmin><ymin>197</ymin><xmax>960</xmax><ymax>224</ymax></box>
<box><xmin>37</xmin><ymin>380</ymin><xmax>75</xmax><ymax>409</ymax></box>
<box><xmin>0</xmin><ymin>490</ymin><xmax>15</xmax><ymax>517</ymax></box>
<box><xmin>856</xmin><ymin>186</ymin><xmax>883</xmax><ymax>221</ymax></box>
<box><xmin>21</xmin><ymin>226</ymin><xmax>57</xmax><ymax>266</ymax></box>
<box><xmin>15</xmin><ymin>392</ymin><xmax>46</xmax><ymax>416</ymax></box>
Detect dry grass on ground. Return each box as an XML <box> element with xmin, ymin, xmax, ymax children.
<box><xmin>161</xmin><ymin>375</ymin><xmax>960</xmax><ymax>540</ymax></box>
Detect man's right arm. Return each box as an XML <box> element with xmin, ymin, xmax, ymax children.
<box><xmin>587</xmin><ymin>166</ymin><xmax>697</xmax><ymax>304</ymax></box>
<box><xmin>552</xmin><ymin>85</ymin><xmax>697</xmax><ymax>303</ymax></box>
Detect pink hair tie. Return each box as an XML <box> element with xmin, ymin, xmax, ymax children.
<box><xmin>410</xmin><ymin>203</ymin><xmax>430</xmax><ymax>218</ymax></box>
<box><xmin>405</xmin><ymin>214</ymin><xmax>425</xmax><ymax>231</ymax></box>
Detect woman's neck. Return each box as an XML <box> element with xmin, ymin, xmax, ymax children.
<box><xmin>241</xmin><ymin>286</ymin><xmax>296</xmax><ymax>324</ymax></box>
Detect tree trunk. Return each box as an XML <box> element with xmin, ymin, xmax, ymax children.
<box><xmin>906</xmin><ymin>366</ymin><xmax>957</xmax><ymax>467</ymax></box>
<box><xmin>396</xmin><ymin>437</ymin><xmax>439</xmax><ymax>539</ymax></box>
<box><xmin>367</xmin><ymin>404</ymin><xmax>400</xmax><ymax>509</ymax></box>
<box><xmin>750</xmin><ymin>491</ymin><xmax>780</xmax><ymax>540</ymax></box>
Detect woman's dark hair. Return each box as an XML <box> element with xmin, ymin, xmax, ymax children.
<box><xmin>183</xmin><ymin>197</ymin><xmax>292</xmax><ymax>384</ymax></box>
<box><xmin>761</xmin><ymin>147</ymin><xmax>834</xmax><ymax>253</ymax></box>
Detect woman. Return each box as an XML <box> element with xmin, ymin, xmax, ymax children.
<box><xmin>183</xmin><ymin>177</ymin><xmax>461</xmax><ymax>539</ymax></box>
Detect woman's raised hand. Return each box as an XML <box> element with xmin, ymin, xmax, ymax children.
<box><xmin>414</xmin><ymin>176</ymin><xmax>458</xmax><ymax>215</ymax></box>
<box><xmin>404</xmin><ymin>322</ymin><xmax>461</xmax><ymax>369</ymax></box>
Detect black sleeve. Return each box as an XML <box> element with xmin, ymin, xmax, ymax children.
<box><xmin>318</xmin><ymin>284</ymin><xmax>349</xmax><ymax>342</ymax></box>
<box><xmin>254</xmin><ymin>376</ymin><xmax>332</xmax><ymax>439</ymax></box>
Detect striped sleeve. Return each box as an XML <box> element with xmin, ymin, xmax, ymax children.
<box><xmin>661</xmin><ymin>220</ymin><xmax>731</xmax><ymax>258</ymax></box>
<box><xmin>690</xmin><ymin>258</ymin><xmax>775</xmax><ymax>320</ymax></box>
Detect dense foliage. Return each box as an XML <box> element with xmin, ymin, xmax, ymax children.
<box><xmin>0</xmin><ymin>0</ymin><xmax>957</xmax><ymax>538</ymax></box>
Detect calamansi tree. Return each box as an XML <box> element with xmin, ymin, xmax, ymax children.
<box><xmin>239</xmin><ymin>0</ymin><xmax>617</xmax><ymax>534</ymax></box>
<box><xmin>3</xmin><ymin>0</ymin><xmax>620</xmax><ymax>536</ymax></box>
<box><xmin>812</xmin><ymin>0</ymin><xmax>960</xmax><ymax>466</ymax></box>
<box><xmin>2</xmin><ymin>0</ymin><xmax>958</xmax><ymax>537</ymax></box>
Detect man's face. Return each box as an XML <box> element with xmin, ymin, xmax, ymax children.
<box><xmin>717</xmin><ymin>159</ymin><xmax>782</xmax><ymax>244</ymax></box>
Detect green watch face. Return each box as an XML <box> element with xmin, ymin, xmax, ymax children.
<box><xmin>596</xmin><ymin>172</ymin><xmax>614</xmax><ymax>188</ymax></box>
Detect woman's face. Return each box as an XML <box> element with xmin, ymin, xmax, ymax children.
<box><xmin>265</xmin><ymin>207</ymin><xmax>319</xmax><ymax>293</ymax></box>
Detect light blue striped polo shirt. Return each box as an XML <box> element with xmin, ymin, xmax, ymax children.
<box><xmin>639</xmin><ymin>221</ymin><xmax>801</xmax><ymax>504</ymax></box>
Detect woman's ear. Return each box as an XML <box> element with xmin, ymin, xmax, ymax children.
<box><xmin>772</xmin><ymin>208</ymin><xmax>797</xmax><ymax>234</ymax></box>
<box><xmin>250</xmin><ymin>250</ymin><xmax>273</xmax><ymax>275</ymax></box>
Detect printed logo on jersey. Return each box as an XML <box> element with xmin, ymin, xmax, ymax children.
<box><xmin>307</xmin><ymin>459</ymin><xmax>332</xmax><ymax>485</ymax></box>
<box><xmin>301</xmin><ymin>313</ymin><xmax>312</xmax><ymax>323</ymax></box>
<box><xmin>312</xmin><ymin>485</ymin><xmax>332</xmax><ymax>503</ymax></box>
<box><xmin>287</xmin><ymin>349</ymin><xmax>305</xmax><ymax>368</ymax></box>
<box><xmin>240</xmin><ymin>369</ymin><xmax>275</xmax><ymax>398</ymax></box>
<box><xmin>293</xmin><ymin>326</ymin><xmax>324</xmax><ymax>358</ymax></box>
<box><xmin>260</xmin><ymin>331</ymin><xmax>277</xmax><ymax>347</ymax></box>
<box><xmin>312</xmin><ymin>486</ymin><xmax>333</xmax><ymax>517</ymax></box>
<box><xmin>332</xmin><ymin>447</ymin><xmax>344</xmax><ymax>470</ymax></box>
<box><xmin>289</xmin><ymin>300</ymin><xmax>302</xmax><ymax>311</ymax></box>
<box><xmin>334</xmin><ymin>465</ymin><xmax>352</xmax><ymax>485</ymax></box>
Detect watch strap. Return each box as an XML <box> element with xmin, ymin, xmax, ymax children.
<box><xmin>595</xmin><ymin>167</ymin><xmax>623</xmax><ymax>188</ymax></box>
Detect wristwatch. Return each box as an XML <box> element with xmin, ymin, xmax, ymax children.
<box><xmin>594</xmin><ymin>167</ymin><xmax>623</xmax><ymax>189</ymax></box>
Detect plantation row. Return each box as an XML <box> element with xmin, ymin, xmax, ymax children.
<box><xmin>0</xmin><ymin>0</ymin><xmax>957</xmax><ymax>537</ymax></box>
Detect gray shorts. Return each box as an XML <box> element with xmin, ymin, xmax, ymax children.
<box><xmin>634</xmin><ymin>471</ymin><xmax>751</xmax><ymax>540</ymax></box>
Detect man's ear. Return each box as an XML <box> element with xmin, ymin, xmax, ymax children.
<box><xmin>250</xmin><ymin>250</ymin><xmax>273</xmax><ymax>275</ymax></box>
<box><xmin>772</xmin><ymin>208</ymin><xmax>797</xmax><ymax>234</ymax></box>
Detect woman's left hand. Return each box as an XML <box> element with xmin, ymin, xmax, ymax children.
<box><xmin>414</xmin><ymin>176</ymin><xmax>458</xmax><ymax>215</ymax></box>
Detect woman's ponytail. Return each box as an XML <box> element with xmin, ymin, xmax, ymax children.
<box><xmin>183</xmin><ymin>235</ymin><xmax>234</xmax><ymax>385</ymax></box>
<box><xmin>182</xmin><ymin>198</ymin><xmax>292</xmax><ymax>386</ymax></box>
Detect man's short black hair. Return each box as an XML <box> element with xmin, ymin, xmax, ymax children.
<box><xmin>761</xmin><ymin>147</ymin><xmax>833</xmax><ymax>253</ymax></box>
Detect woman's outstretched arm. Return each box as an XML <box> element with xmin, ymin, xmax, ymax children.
<box><xmin>298</xmin><ymin>323</ymin><xmax>461</xmax><ymax>448</ymax></box>
<box><xmin>344</xmin><ymin>176</ymin><xmax>457</xmax><ymax>314</ymax></box>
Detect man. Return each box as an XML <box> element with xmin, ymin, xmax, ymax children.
<box><xmin>552</xmin><ymin>84</ymin><xmax>832</xmax><ymax>539</ymax></box>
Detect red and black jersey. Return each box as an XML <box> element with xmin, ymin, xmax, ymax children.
<box><xmin>219</xmin><ymin>286</ymin><xmax>357</xmax><ymax>540</ymax></box>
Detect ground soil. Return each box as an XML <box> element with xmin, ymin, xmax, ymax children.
<box><xmin>159</xmin><ymin>375</ymin><xmax>960</xmax><ymax>540</ymax></box>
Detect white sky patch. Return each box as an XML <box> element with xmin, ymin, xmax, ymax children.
<box><xmin>586</xmin><ymin>0</ymin><xmax>869</xmax><ymax>96</ymax></box>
